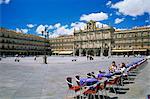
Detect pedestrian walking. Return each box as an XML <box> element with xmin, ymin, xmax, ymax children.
<box><xmin>34</xmin><ymin>56</ymin><xmax>37</xmax><ymax>60</ymax></box>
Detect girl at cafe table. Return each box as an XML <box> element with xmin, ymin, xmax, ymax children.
<box><xmin>109</xmin><ymin>61</ymin><xmax>117</xmax><ymax>73</ymax></box>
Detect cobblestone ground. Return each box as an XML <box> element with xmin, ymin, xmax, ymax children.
<box><xmin>0</xmin><ymin>56</ymin><xmax>149</xmax><ymax>99</ymax></box>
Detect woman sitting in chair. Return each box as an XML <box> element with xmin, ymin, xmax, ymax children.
<box><xmin>119</xmin><ymin>63</ymin><xmax>126</xmax><ymax>73</ymax></box>
<box><xmin>109</xmin><ymin>61</ymin><xmax>117</xmax><ymax>73</ymax></box>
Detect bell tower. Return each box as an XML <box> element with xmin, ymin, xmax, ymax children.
<box><xmin>87</xmin><ymin>20</ymin><xmax>96</xmax><ymax>31</ymax></box>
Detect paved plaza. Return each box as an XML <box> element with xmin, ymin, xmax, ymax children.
<box><xmin>0</xmin><ymin>56</ymin><xmax>149</xmax><ymax>99</ymax></box>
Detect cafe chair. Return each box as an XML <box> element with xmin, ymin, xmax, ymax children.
<box><xmin>75</xmin><ymin>75</ymin><xmax>80</xmax><ymax>86</ymax></box>
<box><xmin>106</xmin><ymin>76</ymin><xmax>120</xmax><ymax>94</ymax></box>
<box><xmin>66</xmin><ymin>77</ymin><xmax>81</xmax><ymax>99</ymax></box>
<box><xmin>83</xmin><ymin>82</ymin><xmax>101</xmax><ymax>99</ymax></box>
<box><xmin>97</xmin><ymin>80</ymin><xmax>108</xmax><ymax>99</ymax></box>
<box><xmin>87</xmin><ymin>73</ymin><xmax>92</xmax><ymax>78</ymax></box>
<box><xmin>91</xmin><ymin>72</ymin><xmax>97</xmax><ymax>78</ymax></box>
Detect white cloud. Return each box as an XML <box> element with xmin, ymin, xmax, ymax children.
<box><xmin>49</xmin><ymin>25</ymin><xmax>73</xmax><ymax>38</ymax></box>
<box><xmin>71</xmin><ymin>22</ymin><xmax>86</xmax><ymax>30</ymax></box>
<box><xmin>49</xmin><ymin>22</ymin><xmax>86</xmax><ymax>38</ymax></box>
<box><xmin>106</xmin><ymin>1</ymin><xmax>111</xmax><ymax>6</ymax></box>
<box><xmin>36</xmin><ymin>24</ymin><xmax>73</xmax><ymax>38</ymax></box>
<box><xmin>0</xmin><ymin>0</ymin><xmax>10</xmax><ymax>4</ymax></box>
<box><xmin>27</xmin><ymin>24</ymin><xmax>36</xmax><ymax>28</ymax></box>
<box><xmin>36</xmin><ymin>24</ymin><xmax>55</xmax><ymax>37</ymax></box>
<box><xmin>21</xmin><ymin>29</ymin><xmax>28</xmax><ymax>33</ymax></box>
<box><xmin>112</xmin><ymin>0</ymin><xmax>150</xmax><ymax>17</ymax></box>
<box><xmin>48</xmin><ymin>34</ymin><xmax>59</xmax><ymax>38</ymax></box>
<box><xmin>96</xmin><ymin>22</ymin><xmax>109</xmax><ymax>28</ymax></box>
<box><xmin>54</xmin><ymin>23</ymin><xmax>61</xmax><ymax>28</ymax></box>
<box><xmin>16</xmin><ymin>28</ymin><xmax>21</xmax><ymax>33</ymax></box>
<box><xmin>115</xmin><ymin>18</ymin><xmax>124</xmax><ymax>24</ymax></box>
<box><xmin>48</xmin><ymin>25</ymin><xmax>54</xmax><ymax>30</ymax></box>
<box><xmin>36</xmin><ymin>25</ymin><xmax>46</xmax><ymax>34</ymax></box>
<box><xmin>80</xmin><ymin>12</ymin><xmax>108</xmax><ymax>21</ymax></box>
<box><xmin>16</xmin><ymin>28</ymin><xmax>28</xmax><ymax>33</ymax></box>
<box><xmin>53</xmin><ymin>26</ymin><xmax>72</xmax><ymax>35</ymax></box>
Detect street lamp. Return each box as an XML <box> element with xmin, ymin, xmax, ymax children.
<box><xmin>41</xmin><ymin>26</ymin><xmax>49</xmax><ymax>64</ymax></box>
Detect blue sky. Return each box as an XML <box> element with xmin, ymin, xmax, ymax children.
<box><xmin>0</xmin><ymin>0</ymin><xmax>150</xmax><ymax>37</ymax></box>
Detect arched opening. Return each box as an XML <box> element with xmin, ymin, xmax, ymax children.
<box><xmin>81</xmin><ymin>49</ymin><xmax>86</xmax><ymax>56</ymax></box>
<box><xmin>95</xmin><ymin>49</ymin><xmax>101</xmax><ymax>56</ymax></box>
<box><xmin>103</xmin><ymin>48</ymin><xmax>109</xmax><ymax>56</ymax></box>
<box><xmin>75</xmin><ymin>49</ymin><xmax>79</xmax><ymax>56</ymax></box>
<box><xmin>146</xmin><ymin>49</ymin><xmax>149</xmax><ymax>56</ymax></box>
<box><xmin>87</xmin><ymin>49</ymin><xmax>94</xmax><ymax>56</ymax></box>
<box><xmin>103</xmin><ymin>43</ymin><xmax>109</xmax><ymax>56</ymax></box>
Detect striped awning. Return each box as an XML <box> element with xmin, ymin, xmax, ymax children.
<box><xmin>59</xmin><ymin>51</ymin><xmax>73</xmax><ymax>54</ymax></box>
<box><xmin>112</xmin><ymin>49</ymin><xmax>147</xmax><ymax>52</ymax></box>
<box><xmin>112</xmin><ymin>50</ymin><xmax>132</xmax><ymax>52</ymax></box>
<box><xmin>133</xmin><ymin>49</ymin><xmax>147</xmax><ymax>51</ymax></box>
<box><xmin>52</xmin><ymin>51</ymin><xmax>60</xmax><ymax>53</ymax></box>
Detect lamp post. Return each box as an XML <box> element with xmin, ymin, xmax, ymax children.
<box><xmin>41</xmin><ymin>26</ymin><xmax>49</xmax><ymax>64</ymax></box>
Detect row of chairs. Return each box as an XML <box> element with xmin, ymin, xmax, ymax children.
<box><xmin>65</xmin><ymin>58</ymin><xmax>147</xmax><ymax>99</ymax></box>
<box><xmin>66</xmin><ymin>76</ymin><xmax>108</xmax><ymax>99</ymax></box>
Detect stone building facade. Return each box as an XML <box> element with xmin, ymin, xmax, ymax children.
<box><xmin>49</xmin><ymin>35</ymin><xmax>74</xmax><ymax>55</ymax></box>
<box><xmin>112</xmin><ymin>27</ymin><xmax>150</xmax><ymax>55</ymax></box>
<box><xmin>0</xmin><ymin>28</ymin><xmax>50</xmax><ymax>56</ymax></box>
<box><xmin>74</xmin><ymin>20</ymin><xmax>115</xmax><ymax>56</ymax></box>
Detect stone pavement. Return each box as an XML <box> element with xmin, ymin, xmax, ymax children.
<box><xmin>0</xmin><ymin>56</ymin><xmax>149</xmax><ymax>99</ymax></box>
<box><xmin>116</xmin><ymin>59</ymin><xmax>150</xmax><ymax>99</ymax></box>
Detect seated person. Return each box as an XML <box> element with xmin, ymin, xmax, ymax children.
<box><xmin>118</xmin><ymin>63</ymin><xmax>126</xmax><ymax>73</ymax></box>
<box><xmin>109</xmin><ymin>61</ymin><xmax>117</xmax><ymax>73</ymax></box>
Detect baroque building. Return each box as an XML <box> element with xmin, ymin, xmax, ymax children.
<box><xmin>1</xmin><ymin>21</ymin><xmax>149</xmax><ymax>57</ymax></box>
<box><xmin>74</xmin><ymin>20</ymin><xmax>115</xmax><ymax>56</ymax></box>
<box><xmin>112</xmin><ymin>27</ymin><xmax>150</xmax><ymax>55</ymax></box>
<box><xmin>49</xmin><ymin>35</ymin><xmax>74</xmax><ymax>55</ymax></box>
<box><xmin>0</xmin><ymin>28</ymin><xmax>51</xmax><ymax>56</ymax></box>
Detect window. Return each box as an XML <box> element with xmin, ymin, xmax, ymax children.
<box><xmin>141</xmin><ymin>44</ymin><xmax>143</xmax><ymax>47</ymax></box>
<box><xmin>2</xmin><ymin>45</ymin><xmax>4</xmax><ymax>49</ymax></box>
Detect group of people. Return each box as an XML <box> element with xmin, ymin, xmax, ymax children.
<box><xmin>109</xmin><ymin>61</ymin><xmax>126</xmax><ymax>74</ymax></box>
<box><xmin>87</xmin><ymin>55</ymin><xmax>94</xmax><ymax>60</ymax></box>
<box><xmin>14</xmin><ymin>54</ymin><xmax>20</xmax><ymax>62</ymax></box>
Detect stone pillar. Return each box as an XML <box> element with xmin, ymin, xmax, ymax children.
<box><xmin>94</xmin><ymin>49</ymin><xmax>97</xmax><ymax>56</ymax></box>
<box><xmin>100</xmin><ymin>44</ymin><xmax>103</xmax><ymax>57</ymax></box>
<box><xmin>108</xmin><ymin>43</ymin><xmax>111</xmax><ymax>57</ymax></box>
<box><xmin>79</xmin><ymin>49</ymin><xmax>82</xmax><ymax>56</ymax></box>
<box><xmin>100</xmin><ymin>48</ymin><xmax>103</xmax><ymax>57</ymax></box>
<box><xmin>73</xmin><ymin>49</ymin><xmax>76</xmax><ymax>56</ymax></box>
<box><xmin>86</xmin><ymin>49</ymin><xmax>88</xmax><ymax>56</ymax></box>
<box><xmin>108</xmin><ymin>47</ymin><xmax>111</xmax><ymax>57</ymax></box>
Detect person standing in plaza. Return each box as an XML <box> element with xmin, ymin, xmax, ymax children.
<box><xmin>87</xmin><ymin>55</ymin><xmax>89</xmax><ymax>60</ymax></box>
<box><xmin>14</xmin><ymin>54</ymin><xmax>20</xmax><ymax>62</ymax></box>
<box><xmin>34</xmin><ymin>56</ymin><xmax>37</xmax><ymax>60</ymax></box>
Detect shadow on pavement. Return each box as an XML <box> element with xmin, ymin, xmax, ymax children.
<box><xmin>123</xmin><ymin>81</ymin><xmax>135</xmax><ymax>84</ymax></box>
<box><xmin>76</xmin><ymin>95</ymin><xmax>118</xmax><ymax>99</ymax></box>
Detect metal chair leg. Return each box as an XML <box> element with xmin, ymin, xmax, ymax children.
<box><xmin>98</xmin><ymin>91</ymin><xmax>101</xmax><ymax>99</ymax></box>
<box><xmin>112</xmin><ymin>86</ymin><xmax>117</xmax><ymax>94</ymax></box>
<box><xmin>101</xmin><ymin>91</ymin><xmax>105</xmax><ymax>99</ymax></box>
<box><xmin>104</xmin><ymin>89</ymin><xmax>107</xmax><ymax>99</ymax></box>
